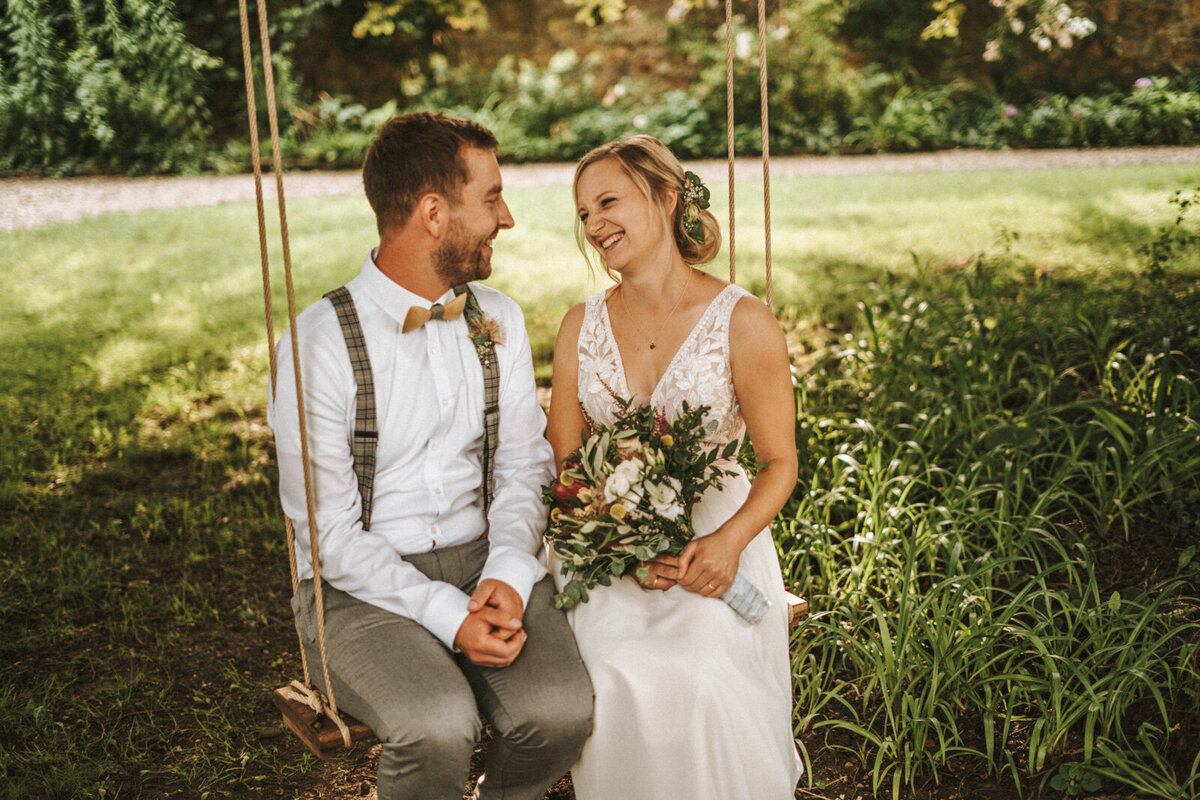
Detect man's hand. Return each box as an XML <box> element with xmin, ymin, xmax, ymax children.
<box><xmin>454</xmin><ymin>612</ymin><xmax>527</xmax><ymax>667</ymax></box>
<box><xmin>468</xmin><ymin>578</ymin><xmax>524</xmax><ymax>626</ymax></box>
<box><xmin>455</xmin><ymin>579</ymin><xmax>526</xmax><ymax>667</ymax></box>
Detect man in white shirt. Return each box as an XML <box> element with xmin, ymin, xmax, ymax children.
<box><xmin>268</xmin><ymin>112</ymin><xmax>593</xmax><ymax>800</ymax></box>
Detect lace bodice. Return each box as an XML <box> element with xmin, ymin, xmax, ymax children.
<box><xmin>577</xmin><ymin>283</ymin><xmax>751</xmax><ymax>448</ymax></box>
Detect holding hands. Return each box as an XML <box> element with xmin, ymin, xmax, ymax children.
<box><xmin>455</xmin><ymin>578</ymin><xmax>526</xmax><ymax>667</ymax></box>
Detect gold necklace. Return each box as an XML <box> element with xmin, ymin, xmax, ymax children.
<box><xmin>620</xmin><ymin>267</ymin><xmax>693</xmax><ymax>350</ymax></box>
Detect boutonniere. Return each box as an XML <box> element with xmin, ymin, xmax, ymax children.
<box><xmin>467</xmin><ymin>311</ymin><xmax>504</xmax><ymax>365</ymax></box>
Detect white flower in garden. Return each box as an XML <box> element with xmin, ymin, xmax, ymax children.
<box><xmin>645</xmin><ymin>477</ymin><xmax>684</xmax><ymax>521</ymax></box>
<box><xmin>1066</xmin><ymin>17</ymin><xmax>1095</xmax><ymax>37</ymax></box>
<box><xmin>735</xmin><ymin>31</ymin><xmax>754</xmax><ymax>60</ymax></box>
<box><xmin>604</xmin><ymin>458</ymin><xmax>646</xmax><ymax>505</ymax></box>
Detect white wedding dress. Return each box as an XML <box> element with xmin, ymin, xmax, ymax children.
<box><xmin>557</xmin><ymin>284</ymin><xmax>802</xmax><ymax>800</ymax></box>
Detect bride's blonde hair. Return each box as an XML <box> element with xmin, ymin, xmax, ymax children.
<box><xmin>572</xmin><ymin>135</ymin><xmax>721</xmax><ymax>281</ymax></box>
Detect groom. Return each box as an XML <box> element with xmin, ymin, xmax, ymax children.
<box><xmin>268</xmin><ymin>111</ymin><xmax>593</xmax><ymax>799</ymax></box>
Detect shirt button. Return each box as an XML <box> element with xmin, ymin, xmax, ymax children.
<box><xmin>430</xmin><ymin>345</ymin><xmax>440</xmax><ymax>355</ymax></box>
<box><xmin>429</xmin><ymin>524</ymin><xmax>440</xmax><ymax>536</ymax></box>
<box><xmin>430</xmin><ymin>441</ymin><xmax>440</xmax><ymax>451</ymax></box>
<box><xmin>440</xmin><ymin>398</ymin><xmax>450</xmax><ymax>407</ymax></box>
<box><xmin>432</xmin><ymin>486</ymin><xmax>443</xmax><ymax>495</ymax></box>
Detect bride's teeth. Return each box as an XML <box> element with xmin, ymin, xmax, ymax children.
<box><xmin>601</xmin><ymin>234</ymin><xmax>622</xmax><ymax>249</ymax></box>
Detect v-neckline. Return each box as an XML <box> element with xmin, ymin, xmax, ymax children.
<box><xmin>599</xmin><ymin>284</ymin><xmax>738</xmax><ymax>404</ymax></box>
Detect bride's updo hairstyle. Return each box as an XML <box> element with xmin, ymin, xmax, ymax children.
<box><xmin>573</xmin><ymin>134</ymin><xmax>722</xmax><ymax>280</ymax></box>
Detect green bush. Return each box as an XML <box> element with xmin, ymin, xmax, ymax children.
<box><xmin>265</xmin><ymin>65</ymin><xmax>1200</xmax><ymax>170</ymax></box>
<box><xmin>0</xmin><ymin>0</ymin><xmax>217</xmax><ymax>174</ymax></box>
<box><xmin>784</xmin><ymin>262</ymin><xmax>1200</xmax><ymax>796</ymax></box>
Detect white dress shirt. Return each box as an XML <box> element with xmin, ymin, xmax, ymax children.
<box><xmin>267</xmin><ymin>251</ymin><xmax>555</xmax><ymax>650</ymax></box>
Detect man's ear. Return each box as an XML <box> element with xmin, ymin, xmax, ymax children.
<box><xmin>417</xmin><ymin>193</ymin><xmax>445</xmax><ymax>237</ymax></box>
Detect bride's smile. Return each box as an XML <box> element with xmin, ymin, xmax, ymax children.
<box><xmin>576</xmin><ymin>157</ymin><xmax>675</xmax><ymax>275</ymax></box>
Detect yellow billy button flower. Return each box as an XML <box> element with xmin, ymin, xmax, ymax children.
<box><xmin>560</xmin><ymin>470</ymin><xmax>575</xmax><ymax>487</ymax></box>
<box><xmin>609</xmin><ymin>502</ymin><xmax>627</xmax><ymax>521</ymax></box>
<box><xmin>660</xmin><ymin>434</ymin><xmax>674</xmax><ymax>447</ymax></box>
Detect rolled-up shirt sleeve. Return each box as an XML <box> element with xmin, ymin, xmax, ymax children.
<box><xmin>268</xmin><ymin>316</ymin><xmax>471</xmax><ymax>650</ymax></box>
<box><xmin>476</xmin><ymin>294</ymin><xmax>555</xmax><ymax>612</ymax></box>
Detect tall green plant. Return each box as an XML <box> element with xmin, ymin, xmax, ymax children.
<box><xmin>0</xmin><ymin>0</ymin><xmax>216</xmax><ymax>174</ymax></box>
<box><xmin>784</xmin><ymin>258</ymin><xmax>1200</xmax><ymax>797</ymax></box>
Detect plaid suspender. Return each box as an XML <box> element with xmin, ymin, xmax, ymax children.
<box><xmin>454</xmin><ymin>283</ymin><xmax>499</xmax><ymax>513</ymax></box>
<box><xmin>324</xmin><ymin>287</ymin><xmax>379</xmax><ymax>530</ymax></box>
<box><xmin>323</xmin><ymin>284</ymin><xmax>500</xmax><ymax>531</ymax></box>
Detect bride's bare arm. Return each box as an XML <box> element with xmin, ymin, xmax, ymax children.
<box><xmin>676</xmin><ymin>295</ymin><xmax>798</xmax><ymax>597</ymax></box>
<box><xmin>547</xmin><ymin>302</ymin><xmax>588</xmax><ymax>470</ymax></box>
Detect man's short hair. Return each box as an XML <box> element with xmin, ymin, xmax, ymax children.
<box><xmin>362</xmin><ymin>111</ymin><xmax>499</xmax><ymax>235</ymax></box>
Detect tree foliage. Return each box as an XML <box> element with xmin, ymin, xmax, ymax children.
<box><xmin>352</xmin><ymin>0</ymin><xmax>489</xmax><ymax>38</ymax></box>
<box><xmin>922</xmin><ymin>0</ymin><xmax>1096</xmax><ymax>62</ymax></box>
<box><xmin>0</xmin><ymin>0</ymin><xmax>216</xmax><ymax>173</ymax></box>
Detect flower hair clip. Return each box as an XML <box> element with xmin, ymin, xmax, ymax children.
<box><xmin>681</xmin><ymin>170</ymin><xmax>711</xmax><ymax>244</ymax></box>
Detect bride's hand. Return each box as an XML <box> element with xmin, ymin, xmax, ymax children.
<box><xmin>677</xmin><ymin>532</ymin><xmax>741</xmax><ymax>598</ymax></box>
<box><xmin>634</xmin><ymin>555</ymin><xmax>681</xmax><ymax>592</ymax></box>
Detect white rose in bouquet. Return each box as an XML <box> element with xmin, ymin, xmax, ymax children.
<box><xmin>603</xmin><ymin>458</ymin><xmax>646</xmax><ymax>505</ymax></box>
<box><xmin>645</xmin><ymin>476</ymin><xmax>684</xmax><ymax>521</ymax></box>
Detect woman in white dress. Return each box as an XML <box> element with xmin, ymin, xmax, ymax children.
<box><xmin>546</xmin><ymin>134</ymin><xmax>803</xmax><ymax>800</ymax></box>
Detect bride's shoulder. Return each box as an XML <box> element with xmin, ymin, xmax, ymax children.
<box><xmin>728</xmin><ymin>289</ymin><xmax>785</xmax><ymax>348</ymax></box>
<box><xmin>554</xmin><ymin>298</ymin><xmax>594</xmax><ymax>349</ymax></box>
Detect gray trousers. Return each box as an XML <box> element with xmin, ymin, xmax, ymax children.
<box><xmin>292</xmin><ymin>540</ymin><xmax>594</xmax><ymax>800</ymax></box>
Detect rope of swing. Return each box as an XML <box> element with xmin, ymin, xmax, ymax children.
<box><xmin>236</xmin><ymin>0</ymin><xmax>351</xmax><ymax>748</ymax></box>
<box><xmin>725</xmin><ymin>0</ymin><xmax>773</xmax><ymax>307</ymax></box>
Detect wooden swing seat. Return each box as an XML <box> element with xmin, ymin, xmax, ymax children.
<box><xmin>272</xmin><ymin>590</ymin><xmax>809</xmax><ymax>759</ymax></box>
<box><xmin>272</xmin><ymin>685</ymin><xmax>374</xmax><ymax>760</ymax></box>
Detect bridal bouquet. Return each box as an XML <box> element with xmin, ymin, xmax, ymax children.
<box><xmin>543</xmin><ymin>401</ymin><xmax>769</xmax><ymax>623</ymax></box>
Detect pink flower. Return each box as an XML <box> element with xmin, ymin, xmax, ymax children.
<box><xmin>1002</xmin><ymin>104</ymin><xmax>1019</xmax><ymax>119</ymax></box>
<box><xmin>1134</xmin><ymin>77</ymin><xmax>1153</xmax><ymax>90</ymax></box>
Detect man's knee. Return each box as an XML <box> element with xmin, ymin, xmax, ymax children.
<box><xmin>376</xmin><ymin>692</ymin><xmax>482</xmax><ymax>763</ymax></box>
<box><xmin>496</xmin><ymin>684</ymin><xmax>593</xmax><ymax>754</ymax></box>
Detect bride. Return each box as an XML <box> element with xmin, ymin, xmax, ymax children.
<box><xmin>546</xmin><ymin>134</ymin><xmax>803</xmax><ymax>799</ymax></box>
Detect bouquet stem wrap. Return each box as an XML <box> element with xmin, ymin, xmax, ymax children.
<box><xmin>721</xmin><ymin>573</ymin><xmax>769</xmax><ymax>624</ymax></box>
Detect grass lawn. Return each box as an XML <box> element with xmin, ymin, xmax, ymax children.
<box><xmin>2</xmin><ymin>161</ymin><xmax>1199</xmax><ymax>799</ymax></box>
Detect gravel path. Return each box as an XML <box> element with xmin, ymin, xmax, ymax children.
<box><xmin>3</xmin><ymin>146</ymin><xmax>1200</xmax><ymax>232</ymax></box>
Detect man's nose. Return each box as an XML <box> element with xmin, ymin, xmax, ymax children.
<box><xmin>497</xmin><ymin>198</ymin><xmax>514</xmax><ymax>230</ymax></box>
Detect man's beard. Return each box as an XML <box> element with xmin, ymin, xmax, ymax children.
<box><xmin>433</xmin><ymin>219</ymin><xmax>494</xmax><ymax>286</ymax></box>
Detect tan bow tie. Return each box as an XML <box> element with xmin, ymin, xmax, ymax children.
<box><xmin>402</xmin><ymin>292</ymin><xmax>467</xmax><ymax>333</ymax></box>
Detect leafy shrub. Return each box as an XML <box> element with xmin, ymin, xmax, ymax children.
<box><xmin>0</xmin><ymin>0</ymin><xmax>217</xmax><ymax>174</ymax></box>
<box><xmin>784</xmin><ymin>260</ymin><xmax>1200</xmax><ymax>796</ymax></box>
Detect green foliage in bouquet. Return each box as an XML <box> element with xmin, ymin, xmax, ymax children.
<box><xmin>543</xmin><ymin>401</ymin><xmax>737</xmax><ymax>610</ymax></box>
